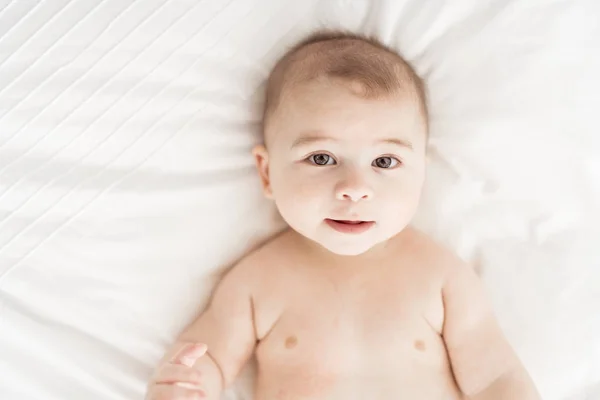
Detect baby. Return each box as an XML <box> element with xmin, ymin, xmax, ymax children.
<box><xmin>146</xmin><ymin>31</ymin><xmax>540</xmax><ymax>400</ymax></box>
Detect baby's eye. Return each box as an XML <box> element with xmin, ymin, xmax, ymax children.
<box><xmin>309</xmin><ymin>154</ymin><xmax>336</xmax><ymax>166</ymax></box>
<box><xmin>372</xmin><ymin>156</ymin><xmax>400</xmax><ymax>169</ymax></box>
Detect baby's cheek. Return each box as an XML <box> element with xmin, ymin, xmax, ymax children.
<box><xmin>280</xmin><ymin>180</ymin><xmax>325</xmax><ymax>219</ymax></box>
<box><xmin>378</xmin><ymin>184</ymin><xmax>419</xmax><ymax>217</ymax></box>
<box><xmin>388</xmin><ymin>176</ymin><xmax>422</xmax><ymax>199</ymax></box>
<box><xmin>296</xmin><ymin>179</ymin><xmax>327</xmax><ymax>200</ymax></box>
<box><xmin>276</xmin><ymin>177</ymin><xmax>309</xmax><ymax>200</ymax></box>
<box><xmin>272</xmin><ymin>168</ymin><xmax>331</xmax><ymax>213</ymax></box>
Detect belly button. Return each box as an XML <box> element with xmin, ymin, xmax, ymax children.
<box><xmin>285</xmin><ymin>335</ymin><xmax>298</xmax><ymax>349</ymax></box>
<box><xmin>414</xmin><ymin>340</ymin><xmax>426</xmax><ymax>352</ymax></box>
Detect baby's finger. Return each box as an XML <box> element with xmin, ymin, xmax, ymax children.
<box><xmin>154</xmin><ymin>363</ymin><xmax>204</xmax><ymax>386</ymax></box>
<box><xmin>148</xmin><ymin>383</ymin><xmax>206</xmax><ymax>400</ymax></box>
<box><xmin>171</xmin><ymin>343</ymin><xmax>207</xmax><ymax>367</ymax></box>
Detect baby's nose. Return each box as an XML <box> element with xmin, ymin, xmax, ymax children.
<box><xmin>340</xmin><ymin>190</ymin><xmax>371</xmax><ymax>202</ymax></box>
<box><xmin>335</xmin><ymin>178</ymin><xmax>373</xmax><ymax>202</ymax></box>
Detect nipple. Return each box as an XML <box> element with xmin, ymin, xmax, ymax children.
<box><xmin>285</xmin><ymin>335</ymin><xmax>298</xmax><ymax>349</ymax></box>
<box><xmin>414</xmin><ymin>340</ymin><xmax>426</xmax><ymax>352</ymax></box>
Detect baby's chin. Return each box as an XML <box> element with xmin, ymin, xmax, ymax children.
<box><xmin>317</xmin><ymin>238</ymin><xmax>381</xmax><ymax>257</ymax></box>
<box><xmin>313</xmin><ymin>225</ymin><xmax>409</xmax><ymax>257</ymax></box>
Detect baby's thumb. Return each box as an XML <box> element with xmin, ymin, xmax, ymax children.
<box><xmin>172</xmin><ymin>343</ymin><xmax>207</xmax><ymax>367</ymax></box>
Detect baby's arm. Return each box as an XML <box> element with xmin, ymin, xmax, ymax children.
<box><xmin>441</xmin><ymin>259</ymin><xmax>541</xmax><ymax>400</ymax></box>
<box><xmin>147</xmin><ymin>260</ymin><xmax>258</xmax><ymax>400</ymax></box>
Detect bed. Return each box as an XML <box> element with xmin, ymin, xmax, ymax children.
<box><xmin>1</xmin><ymin>0</ymin><xmax>599</xmax><ymax>399</ymax></box>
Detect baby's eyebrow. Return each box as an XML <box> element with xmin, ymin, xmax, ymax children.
<box><xmin>290</xmin><ymin>134</ymin><xmax>336</xmax><ymax>149</ymax></box>
<box><xmin>377</xmin><ymin>138</ymin><xmax>413</xmax><ymax>150</ymax></box>
<box><xmin>290</xmin><ymin>134</ymin><xmax>413</xmax><ymax>150</ymax></box>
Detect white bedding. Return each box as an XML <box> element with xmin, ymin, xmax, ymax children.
<box><xmin>1</xmin><ymin>1</ymin><xmax>599</xmax><ymax>399</ymax></box>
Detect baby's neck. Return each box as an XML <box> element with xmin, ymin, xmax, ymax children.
<box><xmin>295</xmin><ymin>230</ymin><xmax>402</xmax><ymax>268</ymax></box>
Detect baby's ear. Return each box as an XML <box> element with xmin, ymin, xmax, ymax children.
<box><xmin>252</xmin><ymin>145</ymin><xmax>273</xmax><ymax>199</ymax></box>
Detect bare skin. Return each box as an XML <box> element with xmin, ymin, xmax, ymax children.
<box><xmin>147</xmin><ymin>76</ymin><xmax>540</xmax><ymax>400</ymax></box>
<box><xmin>147</xmin><ymin>228</ymin><xmax>539</xmax><ymax>400</ymax></box>
<box><xmin>248</xmin><ymin>227</ymin><xmax>461</xmax><ymax>400</ymax></box>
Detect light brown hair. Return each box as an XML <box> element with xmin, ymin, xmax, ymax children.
<box><xmin>263</xmin><ymin>30</ymin><xmax>428</xmax><ymax>131</ymax></box>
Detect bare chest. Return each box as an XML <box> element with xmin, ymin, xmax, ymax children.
<box><xmin>255</xmin><ymin>267</ymin><xmax>445</xmax><ymax>374</ymax></box>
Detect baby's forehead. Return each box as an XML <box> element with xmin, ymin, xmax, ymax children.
<box><xmin>271</xmin><ymin>80</ymin><xmax>427</xmax><ymax>151</ymax></box>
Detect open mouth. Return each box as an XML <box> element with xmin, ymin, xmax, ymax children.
<box><xmin>325</xmin><ymin>219</ymin><xmax>375</xmax><ymax>234</ymax></box>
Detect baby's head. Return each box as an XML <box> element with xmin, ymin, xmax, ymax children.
<box><xmin>254</xmin><ymin>31</ymin><xmax>428</xmax><ymax>256</ymax></box>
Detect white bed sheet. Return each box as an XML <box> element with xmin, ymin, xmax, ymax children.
<box><xmin>1</xmin><ymin>0</ymin><xmax>599</xmax><ymax>399</ymax></box>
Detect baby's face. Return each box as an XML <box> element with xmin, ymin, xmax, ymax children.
<box><xmin>255</xmin><ymin>80</ymin><xmax>427</xmax><ymax>256</ymax></box>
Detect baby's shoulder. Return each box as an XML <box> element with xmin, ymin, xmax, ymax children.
<box><xmin>398</xmin><ymin>227</ymin><xmax>469</xmax><ymax>278</ymax></box>
<box><xmin>222</xmin><ymin>229</ymin><xmax>296</xmax><ymax>288</ymax></box>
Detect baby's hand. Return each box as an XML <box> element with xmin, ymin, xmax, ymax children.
<box><xmin>146</xmin><ymin>343</ymin><xmax>208</xmax><ymax>400</ymax></box>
